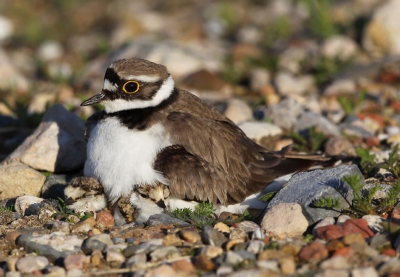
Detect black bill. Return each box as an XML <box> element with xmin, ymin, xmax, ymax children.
<box><xmin>81</xmin><ymin>93</ymin><xmax>105</xmax><ymax>106</ymax></box>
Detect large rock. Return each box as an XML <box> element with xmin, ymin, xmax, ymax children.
<box><xmin>0</xmin><ymin>163</ymin><xmax>45</xmax><ymax>200</ymax></box>
<box><xmin>268</xmin><ymin>165</ymin><xmax>360</xmax><ymax>225</ymax></box>
<box><xmin>3</xmin><ymin>104</ymin><xmax>86</xmax><ymax>172</ymax></box>
<box><xmin>363</xmin><ymin>0</ymin><xmax>400</xmax><ymax>56</ymax></box>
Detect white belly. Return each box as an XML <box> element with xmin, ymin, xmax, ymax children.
<box><xmin>84</xmin><ymin>117</ymin><xmax>170</xmax><ymax>204</ymax></box>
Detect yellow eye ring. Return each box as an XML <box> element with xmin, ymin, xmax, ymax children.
<box><xmin>122</xmin><ymin>81</ymin><xmax>140</xmax><ymax>94</ymax></box>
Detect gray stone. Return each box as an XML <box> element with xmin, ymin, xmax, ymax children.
<box><xmin>0</xmin><ymin>163</ymin><xmax>46</xmax><ymax>200</ymax></box>
<box><xmin>201</xmin><ymin>225</ymin><xmax>228</xmax><ymax>247</ymax></box>
<box><xmin>268</xmin><ymin>165</ymin><xmax>360</xmax><ymax>225</ymax></box>
<box><xmin>325</xmin><ymin>136</ymin><xmax>357</xmax><ymax>157</ymax></box>
<box><xmin>294</xmin><ymin>111</ymin><xmax>341</xmax><ymax>136</ymax></box>
<box><xmin>16</xmin><ymin>256</ymin><xmax>49</xmax><ymax>274</ymax></box>
<box><xmin>224</xmin><ymin>251</ymin><xmax>244</xmax><ymax>265</ymax></box>
<box><xmin>124</xmin><ymin>242</ymin><xmax>161</xmax><ymax>258</ymax></box>
<box><xmin>126</xmin><ymin>253</ymin><xmax>147</xmax><ymax>269</ymax></box>
<box><xmin>3</xmin><ymin>104</ymin><xmax>86</xmax><ymax>173</ymax></box>
<box><xmin>15</xmin><ymin>195</ymin><xmax>44</xmax><ymax>216</ymax></box>
<box><xmin>251</xmin><ymin>228</ymin><xmax>265</xmax><ymax>240</ymax></box>
<box><xmin>16</xmin><ymin>233</ymin><xmax>83</xmax><ymax>263</ymax></box>
<box><xmin>235</xmin><ymin>249</ymin><xmax>256</xmax><ymax>261</ymax></box>
<box><xmin>149</xmin><ymin>246</ymin><xmax>180</xmax><ymax>262</ymax></box>
<box><xmin>41</xmin><ymin>174</ymin><xmax>76</xmax><ymax>199</ymax></box>
<box><xmin>247</xmin><ymin>240</ymin><xmax>265</xmax><ymax>254</ymax></box>
<box><xmin>81</xmin><ymin>234</ymin><xmax>113</xmax><ymax>255</ymax></box>
<box><xmin>378</xmin><ymin>258</ymin><xmax>400</xmax><ymax>276</ymax></box>
<box><xmin>147</xmin><ymin>213</ymin><xmax>190</xmax><ymax>227</ymax></box>
<box><xmin>106</xmin><ymin>249</ymin><xmax>125</xmax><ymax>263</ymax></box>
<box><xmin>265</xmin><ymin>98</ymin><xmax>305</xmax><ymax>130</ymax></box>
<box><xmin>369</xmin><ymin>234</ymin><xmax>391</xmax><ymax>249</ymax></box>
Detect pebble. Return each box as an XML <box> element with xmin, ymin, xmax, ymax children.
<box><xmin>179</xmin><ymin>230</ymin><xmax>201</xmax><ymax>243</ymax></box>
<box><xmin>256</xmin><ymin>260</ymin><xmax>280</xmax><ymax>272</ymax></box>
<box><xmin>320</xmin><ymin>255</ymin><xmax>350</xmax><ymax>270</ymax></box>
<box><xmin>275</xmin><ymin>72</ymin><xmax>315</xmax><ymax>96</ymax></box>
<box><xmin>337</xmin><ymin>215</ymin><xmax>352</xmax><ymax>225</ymax></box>
<box><xmin>216</xmin><ymin>265</ymin><xmax>234</xmax><ymax>275</ymax></box>
<box><xmin>229</xmin><ymin>228</ymin><xmax>248</xmax><ymax>240</ymax></box>
<box><xmin>72</xmin><ymin>217</ymin><xmax>96</xmax><ymax>233</ymax></box>
<box><xmin>298</xmin><ymin>241</ymin><xmax>329</xmax><ymax>263</ymax></box>
<box><xmin>147</xmin><ymin>213</ymin><xmax>190</xmax><ymax>227</ymax></box>
<box><xmin>42</xmin><ymin>266</ymin><xmax>66</xmax><ymax>277</ymax></box>
<box><xmin>162</xmin><ymin>234</ymin><xmax>182</xmax><ymax>246</ymax></box>
<box><xmin>14</xmin><ymin>196</ymin><xmax>44</xmax><ymax>216</ymax></box>
<box><xmin>261</xmin><ymin>203</ymin><xmax>309</xmax><ymax>238</ymax></box>
<box><xmin>214</xmin><ymin>222</ymin><xmax>230</xmax><ymax>234</ymax></box>
<box><xmin>201</xmin><ymin>225</ymin><xmax>227</xmax><ymax>247</ymax></box>
<box><xmin>315</xmin><ymin>269</ymin><xmax>349</xmax><ymax>277</ymax></box>
<box><xmin>106</xmin><ymin>248</ymin><xmax>125</xmax><ymax>264</ymax></box>
<box><xmin>144</xmin><ymin>264</ymin><xmax>177</xmax><ymax>277</ymax></box>
<box><xmin>95</xmin><ymin>210</ymin><xmax>114</xmax><ymax>227</ymax></box>
<box><xmin>313</xmin><ymin>217</ymin><xmax>336</xmax><ymax>236</ymax></box>
<box><xmin>170</xmin><ymin>258</ymin><xmax>195</xmax><ymax>273</ymax></box>
<box><xmin>126</xmin><ymin>253</ymin><xmax>147</xmax><ymax>269</ymax></box>
<box><xmin>247</xmin><ymin>240</ymin><xmax>265</xmax><ymax>254</ymax></box>
<box><xmin>351</xmin><ymin>267</ymin><xmax>379</xmax><ymax>277</ymax></box>
<box><xmin>15</xmin><ymin>256</ymin><xmax>49</xmax><ymax>274</ymax></box>
<box><xmin>224</xmin><ymin>250</ymin><xmax>244</xmax><ymax>265</ymax></box>
<box><xmin>63</xmin><ymin>254</ymin><xmax>86</xmax><ymax>271</ymax></box>
<box><xmin>324</xmin><ymin>136</ymin><xmax>357</xmax><ymax>157</ymax></box>
<box><xmin>81</xmin><ymin>234</ymin><xmax>112</xmax><ymax>254</ymax></box>
<box><xmin>224</xmin><ymin>98</ymin><xmax>253</xmax><ymax>124</ymax></box>
<box><xmin>194</xmin><ymin>254</ymin><xmax>215</xmax><ymax>271</ymax></box>
<box><xmin>200</xmin><ymin>245</ymin><xmax>224</xmax><ymax>258</ymax></box>
<box><xmin>150</xmin><ymin>246</ymin><xmax>180</xmax><ymax>262</ymax></box>
<box><xmin>251</xmin><ymin>228</ymin><xmax>265</xmax><ymax>240</ymax></box>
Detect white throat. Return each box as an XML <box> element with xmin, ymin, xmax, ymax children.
<box><xmin>103</xmin><ymin>75</ymin><xmax>174</xmax><ymax>113</ymax></box>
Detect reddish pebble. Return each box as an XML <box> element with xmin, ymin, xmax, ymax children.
<box><xmin>365</xmin><ymin>136</ymin><xmax>380</xmax><ymax>147</ymax></box>
<box><xmin>87</xmin><ymin>230</ymin><xmax>94</xmax><ymax>237</ymax></box>
<box><xmin>391</xmin><ymin>209</ymin><xmax>400</xmax><ymax>224</ymax></box>
<box><xmin>381</xmin><ymin>248</ymin><xmax>397</xmax><ymax>257</ymax></box>
<box><xmin>298</xmin><ymin>241</ymin><xmax>328</xmax><ymax>263</ymax></box>
<box><xmin>316</xmin><ymin>225</ymin><xmax>345</xmax><ymax>240</ymax></box>
<box><xmin>342</xmin><ymin>219</ymin><xmax>374</xmax><ymax>238</ymax></box>
<box><xmin>64</xmin><ymin>254</ymin><xmax>87</xmax><ymax>271</ymax></box>
<box><xmin>332</xmin><ymin>247</ymin><xmax>353</xmax><ymax>259</ymax></box>
<box><xmin>96</xmin><ymin>210</ymin><xmax>114</xmax><ymax>227</ymax></box>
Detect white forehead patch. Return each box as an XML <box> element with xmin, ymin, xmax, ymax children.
<box><xmin>103</xmin><ymin>79</ymin><xmax>117</xmax><ymax>92</ymax></box>
<box><xmin>126</xmin><ymin>75</ymin><xmax>160</xmax><ymax>83</ymax></box>
<box><xmin>103</xmin><ymin>75</ymin><xmax>174</xmax><ymax>113</ymax></box>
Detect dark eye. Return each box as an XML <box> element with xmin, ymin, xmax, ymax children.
<box><xmin>122</xmin><ymin>81</ymin><xmax>140</xmax><ymax>94</ymax></box>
